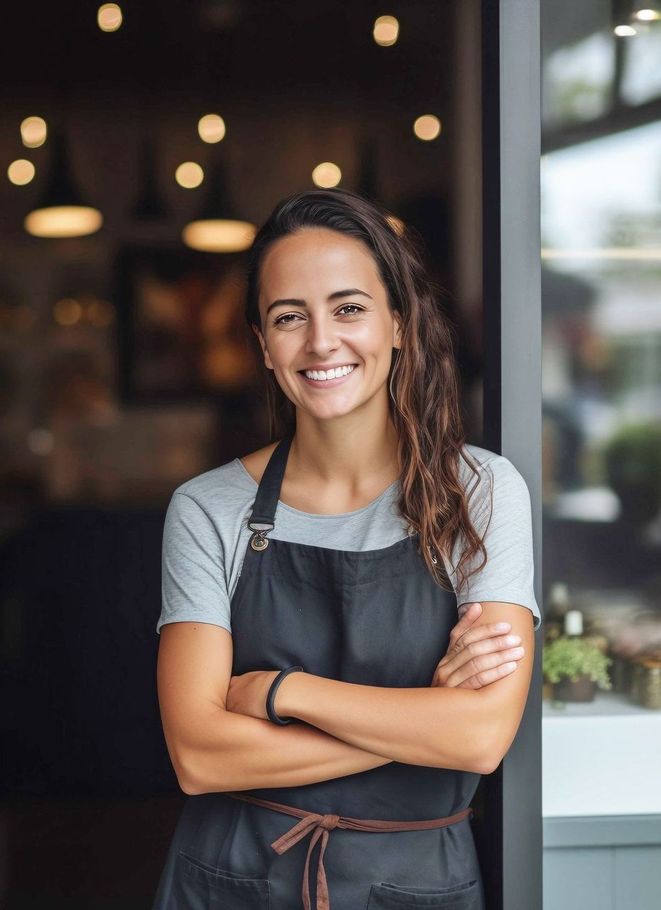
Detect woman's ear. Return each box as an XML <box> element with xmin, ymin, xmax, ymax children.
<box><xmin>252</xmin><ymin>323</ymin><xmax>274</xmax><ymax>370</ymax></box>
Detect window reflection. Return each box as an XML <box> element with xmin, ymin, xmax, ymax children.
<box><xmin>542</xmin><ymin>6</ymin><xmax>661</xmax><ymax>904</ymax></box>
<box><xmin>542</xmin><ymin>31</ymin><xmax>615</xmax><ymax>128</ymax></box>
<box><xmin>542</xmin><ymin>121</ymin><xmax>661</xmax><ymax>666</ymax></box>
<box><xmin>621</xmin><ymin>25</ymin><xmax>661</xmax><ymax>104</ymax></box>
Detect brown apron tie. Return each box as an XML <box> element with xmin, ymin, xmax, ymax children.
<box><xmin>225</xmin><ymin>791</ymin><xmax>474</xmax><ymax>910</ymax></box>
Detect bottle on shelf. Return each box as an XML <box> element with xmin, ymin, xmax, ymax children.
<box><xmin>564</xmin><ymin>607</ymin><xmax>583</xmax><ymax>638</ymax></box>
<box><xmin>547</xmin><ymin>580</ymin><xmax>584</xmax><ymax>637</ymax></box>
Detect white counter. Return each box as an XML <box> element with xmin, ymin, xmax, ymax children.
<box><xmin>542</xmin><ymin>691</ymin><xmax>661</xmax><ymax>817</ymax></box>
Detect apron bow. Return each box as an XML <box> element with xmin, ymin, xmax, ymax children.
<box><xmin>225</xmin><ymin>791</ymin><xmax>473</xmax><ymax>910</ymax></box>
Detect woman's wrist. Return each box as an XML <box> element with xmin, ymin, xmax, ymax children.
<box><xmin>274</xmin><ymin>669</ymin><xmax>308</xmax><ymax>719</ymax></box>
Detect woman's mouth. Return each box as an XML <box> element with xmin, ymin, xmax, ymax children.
<box><xmin>297</xmin><ymin>363</ymin><xmax>358</xmax><ymax>387</ymax></box>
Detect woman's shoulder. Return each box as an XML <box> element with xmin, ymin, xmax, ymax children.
<box><xmin>457</xmin><ymin>443</ymin><xmax>530</xmax><ymax>507</ymax></box>
<box><xmin>459</xmin><ymin>441</ymin><xmax>510</xmax><ymax>478</ymax></box>
<box><xmin>237</xmin><ymin>439</ymin><xmax>280</xmax><ymax>486</ymax></box>
<box><xmin>167</xmin><ymin>443</ymin><xmax>275</xmax><ymax>520</ymax></box>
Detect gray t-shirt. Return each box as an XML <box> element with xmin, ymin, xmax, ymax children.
<box><xmin>157</xmin><ymin>443</ymin><xmax>542</xmax><ymax>635</ymax></box>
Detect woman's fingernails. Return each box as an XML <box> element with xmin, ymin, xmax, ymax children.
<box><xmin>495</xmin><ymin>622</ymin><xmax>510</xmax><ymax>631</ymax></box>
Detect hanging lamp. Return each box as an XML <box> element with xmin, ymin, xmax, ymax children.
<box><xmin>182</xmin><ymin>152</ymin><xmax>255</xmax><ymax>252</ymax></box>
<box><xmin>24</xmin><ymin>128</ymin><xmax>103</xmax><ymax>238</ymax></box>
<box><xmin>356</xmin><ymin>136</ymin><xmax>380</xmax><ymax>202</ymax></box>
<box><xmin>356</xmin><ymin>136</ymin><xmax>404</xmax><ymax>235</ymax></box>
<box><xmin>129</xmin><ymin>135</ymin><xmax>170</xmax><ymax>222</ymax></box>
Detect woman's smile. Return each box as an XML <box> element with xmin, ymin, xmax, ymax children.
<box><xmin>297</xmin><ymin>362</ymin><xmax>359</xmax><ymax>387</ymax></box>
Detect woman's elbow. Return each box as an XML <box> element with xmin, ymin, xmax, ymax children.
<box><xmin>166</xmin><ymin>742</ymin><xmax>200</xmax><ymax>794</ymax></box>
<box><xmin>474</xmin><ymin>752</ymin><xmax>501</xmax><ymax>776</ymax></box>
<box><xmin>475</xmin><ymin>719</ymin><xmax>524</xmax><ymax>775</ymax></box>
<box><xmin>165</xmin><ymin>738</ymin><xmax>218</xmax><ymax>796</ymax></box>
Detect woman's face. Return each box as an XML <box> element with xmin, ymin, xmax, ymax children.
<box><xmin>254</xmin><ymin>226</ymin><xmax>401</xmax><ymax>423</ymax></box>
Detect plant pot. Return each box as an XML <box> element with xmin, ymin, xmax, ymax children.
<box><xmin>552</xmin><ymin>674</ymin><xmax>596</xmax><ymax>702</ymax></box>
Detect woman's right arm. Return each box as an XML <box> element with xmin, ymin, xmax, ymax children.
<box><xmin>157</xmin><ymin>620</ymin><xmax>393</xmax><ymax>795</ymax></box>
<box><xmin>158</xmin><ymin>489</ymin><xmax>392</xmax><ymax>795</ymax></box>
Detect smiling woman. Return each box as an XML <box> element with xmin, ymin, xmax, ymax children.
<box><xmin>249</xmin><ymin>225</ymin><xmax>403</xmax><ymax>444</ymax></box>
<box><xmin>152</xmin><ymin>187</ymin><xmax>540</xmax><ymax>910</ymax></box>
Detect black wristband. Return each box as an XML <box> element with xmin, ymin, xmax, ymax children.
<box><xmin>266</xmin><ymin>665</ymin><xmax>305</xmax><ymax>725</ymax></box>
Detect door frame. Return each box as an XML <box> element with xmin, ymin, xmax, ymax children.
<box><xmin>478</xmin><ymin>1</ymin><xmax>543</xmax><ymax>907</ymax></box>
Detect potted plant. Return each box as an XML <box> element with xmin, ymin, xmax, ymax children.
<box><xmin>543</xmin><ymin>636</ymin><xmax>613</xmax><ymax>702</ymax></box>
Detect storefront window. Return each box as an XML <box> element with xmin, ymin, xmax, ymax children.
<box><xmin>542</xmin><ymin>31</ymin><xmax>615</xmax><ymax>127</ymax></box>
<box><xmin>541</xmin><ymin>4</ymin><xmax>661</xmax><ymax>907</ymax></box>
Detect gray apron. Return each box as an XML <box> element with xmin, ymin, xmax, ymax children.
<box><xmin>152</xmin><ymin>431</ymin><xmax>486</xmax><ymax>909</ymax></box>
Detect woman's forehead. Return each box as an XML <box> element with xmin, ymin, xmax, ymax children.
<box><xmin>260</xmin><ymin>229</ymin><xmax>381</xmax><ymax>293</ymax></box>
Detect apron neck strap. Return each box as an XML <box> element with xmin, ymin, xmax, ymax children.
<box><xmin>247</xmin><ymin>429</ymin><xmax>295</xmax><ymax>531</ymax></box>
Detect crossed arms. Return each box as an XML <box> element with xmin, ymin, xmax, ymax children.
<box><xmin>157</xmin><ymin>601</ymin><xmax>535</xmax><ymax>795</ymax></box>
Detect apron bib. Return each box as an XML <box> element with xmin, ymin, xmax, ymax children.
<box><xmin>153</xmin><ymin>432</ymin><xmax>486</xmax><ymax>909</ymax></box>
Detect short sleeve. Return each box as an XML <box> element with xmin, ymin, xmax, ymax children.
<box><xmin>157</xmin><ymin>491</ymin><xmax>232</xmax><ymax>635</ymax></box>
<box><xmin>449</xmin><ymin>454</ymin><xmax>542</xmax><ymax>631</ymax></box>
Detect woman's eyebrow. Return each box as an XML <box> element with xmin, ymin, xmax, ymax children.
<box><xmin>266</xmin><ymin>288</ymin><xmax>372</xmax><ymax>315</ymax></box>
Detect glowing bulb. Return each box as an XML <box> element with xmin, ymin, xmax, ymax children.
<box><xmin>98</xmin><ymin>3</ymin><xmax>123</xmax><ymax>32</ymax></box>
<box><xmin>614</xmin><ymin>24</ymin><xmax>637</xmax><ymax>35</ymax></box>
<box><xmin>25</xmin><ymin>207</ymin><xmax>103</xmax><ymax>238</ymax></box>
<box><xmin>53</xmin><ymin>298</ymin><xmax>83</xmax><ymax>326</ymax></box>
<box><xmin>312</xmin><ymin>162</ymin><xmax>342</xmax><ymax>188</ymax></box>
<box><xmin>634</xmin><ymin>8</ymin><xmax>661</xmax><ymax>21</ymax></box>
<box><xmin>8</xmin><ymin>159</ymin><xmax>35</xmax><ymax>185</ymax></box>
<box><xmin>175</xmin><ymin>162</ymin><xmax>204</xmax><ymax>188</ymax></box>
<box><xmin>198</xmin><ymin>114</ymin><xmax>226</xmax><ymax>143</ymax></box>
<box><xmin>182</xmin><ymin>220</ymin><xmax>256</xmax><ymax>253</ymax></box>
<box><xmin>86</xmin><ymin>299</ymin><xmax>115</xmax><ymax>328</ymax></box>
<box><xmin>413</xmin><ymin>114</ymin><xmax>442</xmax><ymax>141</ymax></box>
<box><xmin>27</xmin><ymin>428</ymin><xmax>55</xmax><ymax>456</ymax></box>
<box><xmin>21</xmin><ymin>116</ymin><xmax>47</xmax><ymax>148</ymax></box>
<box><xmin>373</xmin><ymin>15</ymin><xmax>399</xmax><ymax>46</ymax></box>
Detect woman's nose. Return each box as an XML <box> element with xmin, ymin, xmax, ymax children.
<box><xmin>305</xmin><ymin>317</ymin><xmax>339</xmax><ymax>356</ymax></box>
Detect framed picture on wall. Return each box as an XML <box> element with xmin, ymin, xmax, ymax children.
<box><xmin>115</xmin><ymin>244</ymin><xmax>261</xmax><ymax>404</ymax></box>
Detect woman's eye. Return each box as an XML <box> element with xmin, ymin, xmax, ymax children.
<box><xmin>273</xmin><ymin>303</ymin><xmax>363</xmax><ymax>325</ymax></box>
<box><xmin>337</xmin><ymin>304</ymin><xmax>363</xmax><ymax>316</ymax></box>
<box><xmin>273</xmin><ymin>312</ymin><xmax>303</xmax><ymax>326</ymax></box>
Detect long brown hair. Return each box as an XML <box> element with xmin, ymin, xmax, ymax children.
<box><xmin>244</xmin><ymin>187</ymin><xmax>490</xmax><ymax>593</ymax></box>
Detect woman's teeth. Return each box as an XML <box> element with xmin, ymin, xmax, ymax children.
<box><xmin>303</xmin><ymin>364</ymin><xmax>356</xmax><ymax>381</ymax></box>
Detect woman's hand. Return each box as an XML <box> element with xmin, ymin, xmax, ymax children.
<box><xmin>226</xmin><ymin>669</ymin><xmax>281</xmax><ymax>720</ymax></box>
<box><xmin>431</xmin><ymin>602</ymin><xmax>525</xmax><ymax>689</ymax></box>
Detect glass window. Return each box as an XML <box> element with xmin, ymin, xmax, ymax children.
<box><xmin>541</xmin><ymin>4</ymin><xmax>661</xmax><ymax>907</ymax></box>
<box><xmin>621</xmin><ymin>24</ymin><xmax>661</xmax><ymax>105</ymax></box>
<box><xmin>542</xmin><ymin>31</ymin><xmax>615</xmax><ymax>129</ymax></box>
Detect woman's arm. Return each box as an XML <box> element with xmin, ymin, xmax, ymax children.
<box><xmin>275</xmin><ymin>601</ymin><xmax>536</xmax><ymax>774</ymax></box>
<box><xmin>158</xmin><ymin>611</ymin><xmax>531</xmax><ymax>795</ymax></box>
<box><xmin>157</xmin><ymin>621</ymin><xmax>393</xmax><ymax>795</ymax></box>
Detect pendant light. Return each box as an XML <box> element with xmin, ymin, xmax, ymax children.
<box><xmin>356</xmin><ymin>136</ymin><xmax>380</xmax><ymax>202</ymax></box>
<box><xmin>612</xmin><ymin>0</ymin><xmax>661</xmax><ymax>32</ymax></box>
<box><xmin>356</xmin><ymin>136</ymin><xmax>404</xmax><ymax>235</ymax></box>
<box><xmin>182</xmin><ymin>152</ymin><xmax>255</xmax><ymax>252</ymax></box>
<box><xmin>129</xmin><ymin>135</ymin><xmax>170</xmax><ymax>222</ymax></box>
<box><xmin>24</xmin><ymin>128</ymin><xmax>103</xmax><ymax>239</ymax></box>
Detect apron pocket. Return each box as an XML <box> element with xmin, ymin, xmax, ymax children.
<box><xmin>175</xmin><ymin>849</ymin><xmax>270</xmax><ymax>909</ymax></box>
<box><xmin>366</xmin><ymin>878</ymin><xmax>481</xmax><ymax>909</ymax></box>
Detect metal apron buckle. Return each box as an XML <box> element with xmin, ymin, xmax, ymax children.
<box><xmin>250</xmin><ymin>529</ymin><xmax>270</xmax><ymax>551</ymax></box>
<box><xmin>248</xmin><ymin>519</ymin><xmax>275</xmax><ymax>552</ymax></box>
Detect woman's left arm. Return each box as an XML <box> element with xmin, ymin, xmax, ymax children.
<box><xmin>275</xmin><ymin>600</ymin><xmax>536</xmax><ymax>775</ymax></box>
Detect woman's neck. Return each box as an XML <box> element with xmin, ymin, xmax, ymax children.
<box><xmin>289</xmin><ymin>401</ymin><xmax>400</xmax><ymax>493</ymax></box>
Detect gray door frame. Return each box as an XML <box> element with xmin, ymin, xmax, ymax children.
<box><xmin>479</xmin><ymin>1</ymin><xmax>543</xmax><ymax>907</ymax></box>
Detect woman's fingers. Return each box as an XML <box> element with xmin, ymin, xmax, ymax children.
<box><xmin>442</xmin><ymin>647</ymin><xmax>525</xmax><ymax>689</ymax></box>
<box><xmin>448</xmin><ymin>602</ymin><xmax>485</xmax><ymax>650</ymax></box>
<box><xmin>433</xmin><ymin>616</ymin><xmax>524</xmax><ymax>688</ymax></box>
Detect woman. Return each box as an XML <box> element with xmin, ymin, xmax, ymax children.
<box><xmin>153</xmin><ymin>188</ymin><xmax>540</xmax><ymax>910</ymax></box>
